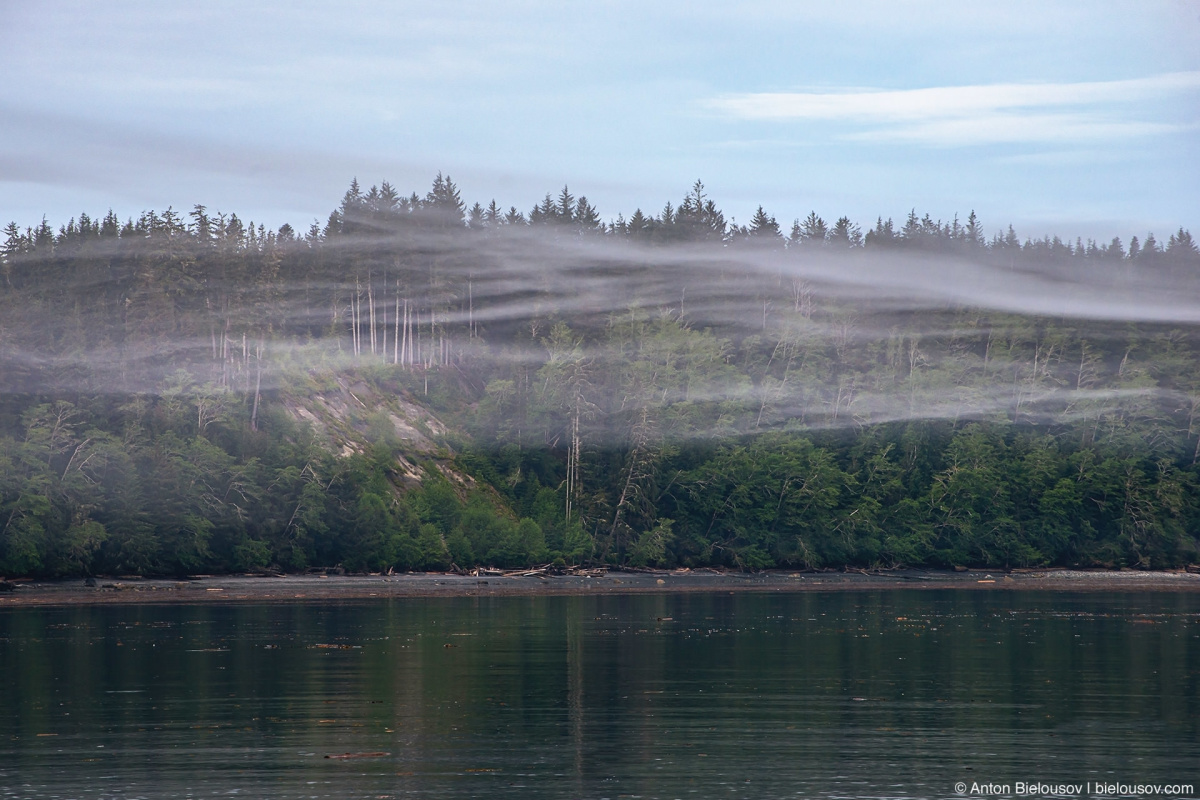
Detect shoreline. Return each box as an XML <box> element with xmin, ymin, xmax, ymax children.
<box><xmin>2</xmin><ymin>567</ymin><xmax>1200</xmax><ymax>606</ymax></box>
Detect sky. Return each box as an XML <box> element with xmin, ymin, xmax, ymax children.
<box><xmin>1</xmin><ymin>0</ymin><xmax>1198</xmax><ymax>243</ymax></box>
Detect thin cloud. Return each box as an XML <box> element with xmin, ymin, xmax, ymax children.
<box><xmin>705</xmin><ymin>72</ymin><xmax>1200</xmax><ymax>145</ymax></box>
<box><xmin>845</xmin><ymin>114</ymin><xmax>1187</xmax><ymax>146</ymax></box>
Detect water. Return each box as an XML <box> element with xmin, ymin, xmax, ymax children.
<box><xmin>1</xmin><ymin>591</ymin><xmax>1198</xmax><ymax>799</ymax></box>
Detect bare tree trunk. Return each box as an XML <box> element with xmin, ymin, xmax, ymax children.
<box><xmin>351</xmin><ymin>278</ymin><xmax>359</xmax><ymax>357</ymax></box>
<box><xmin>566</xmin><ymin>393</ymin><xmax>580</xmax><ymax>525</ymax></box>
<box><xmin>332</xmin><ymin>292</ymin><xmax>342</xmax><ymax>352</ymax></box>
<box><xmin>250</xmin><ymin>341</ymin><xmax>262</xmax><ymax>431</ymax></box>
<box><xmin>609</xmin><ymin>408</ymin><xmax>652</xmax><ymax>560</ymax></box>
<box><xmin>221</xmin><ymin>319</ymin><xmax>230</xmax><ymax>387</ymax></box>
<box><xmin>432</xmin><ymin>308</ymin><xmax>438</xmax><ymax>366</ymax></box>
<box><xmin>368</xmin><ymin>273</ymin><xmax>376</xmax><ymax>356</ymax></box>
<box><xmin>401</xmin><ymin>299</ymin><xmax>409</xmax><ymax>367</ymax></box>
<box><xmin>982</xmin><ymin>327</ymin><xmax>993</xmax><ymax>377</ymax></box>
<box><xmin>379</xmin><ymin>276</ymin><xmax>387</xmax><ymax>359</ymax></box>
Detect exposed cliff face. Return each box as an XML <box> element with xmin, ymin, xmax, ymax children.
<box><xmin>278</xmin><ymin>370</ymin><xmax>473</xmax><ymax>489</ymax></box>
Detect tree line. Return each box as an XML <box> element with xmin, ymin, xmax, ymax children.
<box><xmin>0</xmin><ymin>176</ymin><xmax>1197</xmax><ymax>576</ymax></box>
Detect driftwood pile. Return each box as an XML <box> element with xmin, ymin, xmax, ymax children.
<box><xmin>463</xmin><ymin>564</ymin><xmax>609</xmax><ymax>578</ymax></box>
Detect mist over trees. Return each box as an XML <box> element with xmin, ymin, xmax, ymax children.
<box><xmin>1</xmin><ymin>175</ymin><xmax>1199</xmax><ymax>577</ymax></box>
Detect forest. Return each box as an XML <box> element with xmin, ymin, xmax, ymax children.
<box><xmin>1</xmin><ymin>175</ymin><xmax>1199</xmax><ymax>577</ymax></box>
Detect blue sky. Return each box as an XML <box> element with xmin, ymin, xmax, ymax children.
<box><xmin>2</xmin><ymin>0</ymin><xmax>1197</xmax><ymax>242</ymax></box>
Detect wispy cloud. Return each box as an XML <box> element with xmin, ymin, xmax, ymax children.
<box><xmin>705</xmin><ymin>72</ymin><xmax>1200</xmax><ymax>145</ymax></box>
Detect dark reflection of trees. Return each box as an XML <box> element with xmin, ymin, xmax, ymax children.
<box><xmin>0</xmin><ymin>592</ymin><xmax>1197</xmax><ymax>795</ymax></box>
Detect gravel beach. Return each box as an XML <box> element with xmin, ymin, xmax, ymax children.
<box><xmin>2</xmin><ymin>567</ymin><xmax>1199</xmax><ymax>606</ymax></box>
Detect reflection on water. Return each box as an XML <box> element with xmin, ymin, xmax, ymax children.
<box><xmin>1</xmin><ymin>591</ymin><xmax>1198</xmax><ymax>799</ymax></box>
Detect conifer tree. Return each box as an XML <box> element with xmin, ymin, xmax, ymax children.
<box><xmin>829</xmin><ymin>216</ymin><xmax>862</xmax><ymax>248</ymax></box>
<box><xmin>748</xmin><ymin>206</ymin><xmax>782</xmax><ymax>240</ymax></box>
<box><xmin>800</xmin><ymin>211</ymin><xmax>828</xmax><ymax>245</ymax></box>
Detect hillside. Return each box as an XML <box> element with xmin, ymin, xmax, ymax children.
<box><xmin>1</xmin><ymin>177</ymin><xmax>1199</xmax><ymax>576</ymax></box>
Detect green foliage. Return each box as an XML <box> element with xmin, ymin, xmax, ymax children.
<box><xmin>0</xmin><ymin>178</ymin><xmax>1198</xmax><ymax>576</ymax></box>
<box><xmin>3</xmin><ymin>380</ymin><xmax>1194</xmax><ymax>577</ymax></box>
<box><xmin>232</xmin><ymin>538</ymin><xmax>270</xmax><ymax>571</ymax></box>
<box><xmin>630</xmin><ymin>518</ymin><xmax>675</xmax><ymax>568</ymax></box>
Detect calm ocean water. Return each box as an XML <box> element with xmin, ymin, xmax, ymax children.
<box><xmin>1</xmin><ymin>591</ymin><xmax>1198</xmax><ymax>799</ymax></box>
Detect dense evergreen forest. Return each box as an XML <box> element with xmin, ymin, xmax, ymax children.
<box><xmin>2</xmin><ymin>176</ymin><xmax>1199</xmax><ymax>577</ymax></box>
